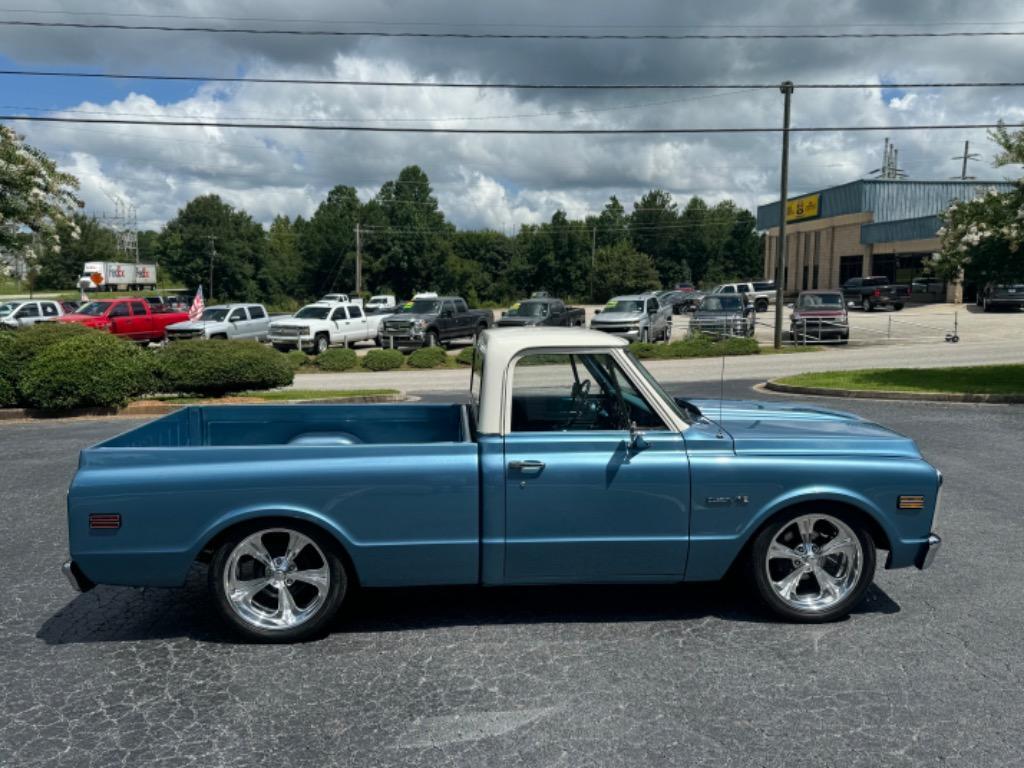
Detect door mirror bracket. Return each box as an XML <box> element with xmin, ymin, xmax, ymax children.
<box><xmin>628</xmin><ymin>421</ymin><xmax>649</xmax><ymax>455</ymax></box>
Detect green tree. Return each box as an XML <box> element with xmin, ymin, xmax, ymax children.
<box><xmin>630</xmin><ymin>190</ymin><xmax>679</xmax><ymax>285</ymax></box>
<box><xmin>934</xmin><ymin>124</ymin><xmax>1024</xmax><ymax>284</ymax></box>
<box><xmin>297</xmin><ymin>185</ymin><xmax>361</xmax><ymax>297</ymax></box>
<box><xmin>260</xmin><ymin>215</ymin><xmax>305</xmax><ymax>303</ymax></box>
<box><xmin>451</xmin><ymin>230</ymin><xmax>515</xmax><ymax>302</ymax></box>
<box><xmin>592</xmin><ymin>241</ymin><xmax>661</xmax><ymax>297</ymax></box>
<box><xmin>676</xmin><ymin>196</ymin><xmax>710</xmax><ymax>285</ymax></box>
<box><xmin>363</xmin><ymin>166</ymin><xmax>454</xmax><ymax>297</ymax></box>
<box><xmin>594</xmin><ymin>196</ymin><xmax>629</xmax><ymax>248</ymax></box>
<box><xmin>158</xmin><ymin>195</ymin><xmax>266</xmax><ymax>301</ymax></box>
<box><xmin>0</xmin><ymin>125</ymin><xmax>81</xmax><ymax>254</ymax></box>
<box><xmin>35</xmin><ymin>214</ymin><xmax>117</xmax><ymax>290</ymax></box>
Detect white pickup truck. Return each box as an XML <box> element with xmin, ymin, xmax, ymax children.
<box><xmin>269</xmin><ymin>301</ymin><xmax>391</xmax><ymax>354</ymax></box>
<box><xmin>165</xmin><ymin>303</ymin><xmax>271</xmax><ymax>341</ymax></box>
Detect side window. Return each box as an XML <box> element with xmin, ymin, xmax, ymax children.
<box><xmin>17</xmin><ymin>303</ymin><xmax>40</xmax><ymax>318</ymax></box>
<box><xmin>348</xmin><ymin>305</ymin><xmax>363</xmax><ymax>319</ymax></box>
<box><xmin>551</xmin><ymin>301</ymin><xmax>564</xmax><ymax>313</ymax></box>
<box><xmin>129</xmin><ymin>301</ymin><xmax>147</xmax><ymax>316</ymax></box>
<box><xmin>330</xmin><ymin>307</ymin><xmax>348</xmax><ymax>321</ymax></box>
<box><xmin>510</xmin><ymin>353</ymin><xmax>664</xmax><ymax>432</ymax></box>
<box><xmin>646</xmin><ymin>299</ymin><xmax>658</xmax><ymax>313</ymax></box>
<box><xmin>455</xmin><ymin>299</ymin><xmax>468</xmax><ymax>314</ymax></box>
<box><xmin>442</xmin><ymin>301</ymin><xmax>456</xmax><ymax>316</ymax></box>
<box><xmin>721</xmin><ymin>285</ymin><xmax>735</xmax><ymax>293</ymax></box>
<box><xmin>42</xmin><ymin>302</ymin><xmax>59</xmax><ymax>317</ymax></box>
<box><xmin>248</xmin><ymin>305</ymin><xmax>266</xmax><ymax>319</ymax></box>
<box><xmin>109</xmin><ymin>303</ymin><xmax>130</xmax><ymax>318</ymax></box>
<box><xmin>228</xmin><ymin>308</ymin><xmax>247</xmax><ymax>322</ymax></box>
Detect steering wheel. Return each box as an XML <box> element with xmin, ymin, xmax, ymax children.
<box><xmin>563</xmin><ymin>379</ymin><xmax>591</xmax><ymax>429</ymax></box>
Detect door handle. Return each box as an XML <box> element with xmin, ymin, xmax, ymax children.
<box><xmin>509</xmin><ymin>460</ymin><xmax>545</xmax><ymax>472</ymax></box>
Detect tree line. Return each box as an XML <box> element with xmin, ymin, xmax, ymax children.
<box><xmin>29</xmin><ymin>163</ymin><xmax>763</xmax><ymax>305</ymax></box>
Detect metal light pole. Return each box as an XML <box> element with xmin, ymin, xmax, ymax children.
<box><xmin>207</xmin><ymin>235</ymin><xmax>217</xmax><ymax>302</ymax></box>
<box><xmin>773</xmin><ymin>81</ymin><xmax>794</xmax><ymax>349</ymax></box>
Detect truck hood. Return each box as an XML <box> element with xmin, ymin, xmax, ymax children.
<box><xmin>166</xmin><ymin>319</ymin><xmax>227</xmax><ymax>332</ymax></box>
<box><xmin>384</xmin><ymin>313</ymin><xmax>434</xmax><ymax>324</ymax></box>
<box><xmin>682</xmin><ymin>398</ymin><xmax>921</xmax><ymax>458</ymax></box>
<box><xmin>592</xmin><ymin>311</ymin><xmax>644</xmax><ymax>323</ymax></box>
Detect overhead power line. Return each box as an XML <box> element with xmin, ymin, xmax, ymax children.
<box><xmin>3</xmin><ymin>114</ymin><xmax>1021</xmax><ymax>134</ymax></box>
<box><xmin>2</xmin><ymin>69</ymin><xmax>1022</xmax><ymax>91</ymax></box>
<box><xmin>3</xmin><ymin>19</ymin><xmax>1024</xmax><ymax>39</ymax></box>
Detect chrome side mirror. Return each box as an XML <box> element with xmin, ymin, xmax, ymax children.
<box><xmin>629</xmin><ymin>421</ymin><xmax>649</xmax><ymax>453</ymax></box>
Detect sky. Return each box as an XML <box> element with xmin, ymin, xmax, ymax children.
<box><xmin>1</xmin><ymin>1</ymin><xmax>1023</xmax><ymax>232</ymax></box>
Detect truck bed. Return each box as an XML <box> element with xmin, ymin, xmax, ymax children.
<box><xmin>98</xmin><ymin>403</ymin><xmax>471</xmax><ymax>448</ymax></box>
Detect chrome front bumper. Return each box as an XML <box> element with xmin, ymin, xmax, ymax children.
<box><xmin>916</xmin><ymin>534</ymin><xmax>942</xmax><ymax>570</ymax></box>
<box><xmin>62</xmin><ymin>560</ymin><xmax>95</xmax><ymax>592</ymax></box>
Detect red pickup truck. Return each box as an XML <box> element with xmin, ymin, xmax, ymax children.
<box><xmin>59</xmin><ymin>298</ymin><xmax>190</xmax><ymax>343</ymax></box>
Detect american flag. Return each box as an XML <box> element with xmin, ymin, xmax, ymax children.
<box><xmin>188</xmin><ymin>285</ymin><xmax>205</xmax><ymax>322</ymax></box>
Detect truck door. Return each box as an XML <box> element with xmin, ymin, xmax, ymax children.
<box><xmin>502</xmin><ymin>351</ymin><xmax>690</xmax><ymax>582</ymax></box>
<box><xmin>128</xmin><ymin>301</ymin><xmax>149</xmax><ymax>340</ymax></box>
<box><xmin>107</xmin><ymin>302</ymin><xmax>132</xmax><ymax>337</ymax></box>
<box><xmin>329</xmin><ymin>306</ymin><xmax>349</xmax><ymax>343</ymax></box>
<box><xmin>347</xmin><ymin>304</ymin><xmax>368</xmax><ymax>341</ymax></box>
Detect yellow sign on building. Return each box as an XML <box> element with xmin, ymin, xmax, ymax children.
<box><xmin>786</xmin><ymin>193</ymin><xmax>820</xmax><ymax>222</ymax></box>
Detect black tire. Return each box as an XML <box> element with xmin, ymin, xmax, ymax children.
<box><xmin>892</xmin><ymin>304</ymin><xmax>904</xmax><ymax>311</ymax></box>
<box><xmin>425</xmin><ymin>330</ymin><xmax>440</xmax><ymax>348</ymax></box>
<box><xmin>749</xmin><ymin>508</ymin><xmax>876</xmax><ymax>623</ymax></box>
<box><xmin>755</xmin><ymin>299</ymin><xmax>769</xmax><ymax>313</ymax></box>
<box><xmin>983</xmin><ymin>297</ymin><xmax>991</xmax><ymax>313</ymax></box>
<box><xmin>314</xmin><ymin>333</ymin><xmax>329</xmax><ymax>355</ymax></box>
<box><xmin>211</xmin><ymin>333</ymin><xmax>228</xmax><ymax>340</ymax></box>
<box><xmin>861</xmin><ymin>298</ymin><xmax>872</xmax><ymax>312</ymax></box>
<box><xmin>209</xmin><ymin>521</ymin><xmax>349</xmax><ymax>643</ymax></box>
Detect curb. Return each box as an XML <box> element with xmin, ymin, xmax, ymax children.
<box><xmin>0</xmin><ymin>392</ymin><xmax>406</xmax><ymax>422</ymax></box>
<box><xmin>761</xmin><ymin>380</ymin><xmax>1024</xmax><ymax>404</ymax></box>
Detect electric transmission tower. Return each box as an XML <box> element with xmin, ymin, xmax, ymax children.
<box><xmin>102</xmin><ymin>194</ymin><xmax>140</xmax><ymax>263</ymax></box>
<box><xmin>868</xmin><ymin>138</ymin><xmax>908</xmax><ymax>180</ymax></box>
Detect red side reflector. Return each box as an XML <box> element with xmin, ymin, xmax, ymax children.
<box><xmin>89</xmin><ymin>514</ymin><xmax>121</xmax><ymax>530</ymax></box>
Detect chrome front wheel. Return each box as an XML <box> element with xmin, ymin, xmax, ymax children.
<box><xmin>211</xmin><ymin>524</ymin><xmax>347</xmax><ymax>642</ymax></box>
<box><xmin>752</xmin><ymin>511</ymin><xmax>875</xmax><ymax>622</ymax></box>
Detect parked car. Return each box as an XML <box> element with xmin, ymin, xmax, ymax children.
<box><xmin>59</xmin><ymin>327</ymin><xmax>942</xmax><ymax>642</ymax></box>
<box><xmin>679</xmin><ymin>289</ymin><xmax>705</xmax><ymax>312</ymax></box>
<box><xmin>841</xmin><ymin>276</ymin><xmax>910</xmax><ymax>312</ymax></box>
<box><xmin>674</xmin><ymin>282</ymin><xmax>697</xmax><ymax>292</ymax></box>
<box><xmin>656</xmin><ymin>290</ymin><xmax>691</xmax><ymax>315</ymax></box>
<box><xmin>590</xmin><ymin>293</ymin><xmax>673</xmax><ymax>343</ymax></box>
<box><xmin>59</xmin><ymin>298</ymin><xmax>189</xmax><ymax>343</ymax></box>
<box><xmin>380</xmin><ymin>296</ymin><xmax>493</xmax><ymax>349</ymax></box>
<box><xmin>790</xmin><ymin>290</ymin><xmax>849</xmax><ymax>344</ymax></box>
<box><xmin>269</xmin><ymin>301</ymin><xmax>387</xmax><ymax>354</ymax></box>
<box><xmin>690</xmin><ymin>294</ymin><xmax>756</xmax><ymax>338</ymax></box>
<box><xmin>496</xmin><ymin>298</ymin><xmax>586</xmax><ymax>328</ymax></box>
<box><xmin>365</xmin><ymin>295</ymin><xmax>397</xmax><ymax>313</ymax></box>
<box><xmin>977</xmin><ymin>283</ymin><xmax>1024</xmax><ymax>312</ymax></box>
<box><xmin>60</xmin><ymin>300</ymin><xmax>83</xmax><ymax>314</ymax></box>
<box><xmin>0</xmin><ymin>299</ymin><xmax>64</xmax><ymax>329</ymax></box>
<box><xmin>911</xmin><ymin>278</ymin><xmax>945</xmax><ymax>299</ymax></box>
<box><xmin>165</xmin><ymin>304</ymin><xmax>271</xmax><ymax>341</ymax></box>
<box><xmin>711</xmin><ymin>282</ymin><xmax>774</xmax><ymax>313</ymax></box>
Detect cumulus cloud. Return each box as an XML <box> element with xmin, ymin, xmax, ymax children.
<box><xmin>3</xmin><ymin>0</ymin><xmax>1023</xmax><ymax>230</ymax></box>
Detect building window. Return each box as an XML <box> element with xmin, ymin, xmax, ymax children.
<box><xmin>839</xmin><ymin>255</ymin><xmax>863</xmax><ymax>284</ymax></box>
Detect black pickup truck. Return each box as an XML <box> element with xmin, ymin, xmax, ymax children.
<box><xmin>495</xmin><ymin>297</ymin><xmax>586</xmax><ymax>328</ymax></box>
<box><xmin>380</xmin><ymin>295</ymin><xmax>493</xmax><ymax>348</ymax></box>
<box><xmin>841</xmin><ymin>276</ymin><xmax>910</xmax><ymax>311</ymax></box>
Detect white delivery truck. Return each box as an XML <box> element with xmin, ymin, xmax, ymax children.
<box><xmin>81</xmin><ymin>261</ymin><xmax>158</xmax><ymax>292</ymax></box>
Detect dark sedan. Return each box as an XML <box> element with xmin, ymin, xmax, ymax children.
<box><xmin>979</xmin><ymin>283</ymin><xmax>1024</xmax><ymax>312</ymax></box>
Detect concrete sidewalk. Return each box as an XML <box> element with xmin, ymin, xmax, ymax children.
<box><xmin>291</xmin><ymin>336</ymin><xmax>1024</xmax><ymax>395</ymax></box>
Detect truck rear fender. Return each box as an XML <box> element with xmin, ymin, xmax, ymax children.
<box><xmin>193</xmin><ymin>505</ymin><xmax>362</xmax><ymax>585</ymax></box>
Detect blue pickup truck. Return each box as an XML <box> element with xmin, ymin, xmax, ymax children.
<box><xmin>63</xmin><ymin>328</ymin><xmax>942</xmax><ymax>642</ymax></box>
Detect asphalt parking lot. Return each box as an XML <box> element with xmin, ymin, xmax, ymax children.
<box><xmin>2</xmin><ymin>385</ymin><xmax>1023</xmax><ymax>767</ymax></box>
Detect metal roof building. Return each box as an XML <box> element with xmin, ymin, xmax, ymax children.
<box><xmin>757</xmin><ymin>179</ymin><xmax>1015</xmax><ymax>302</ymax></box>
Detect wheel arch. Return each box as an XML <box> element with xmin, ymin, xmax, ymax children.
<box><xmin>193</xmin><ymin>509</ymin><xmax>362</xmax><ymax>587</ymax></box>
<box><xmin>722</xmin><ymin>494</ymin><xmax>894</xmax><ymax>579</ymax></box>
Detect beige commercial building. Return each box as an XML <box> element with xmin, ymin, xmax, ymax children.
<box><xmin>757</xmin><ymin>179</ymin><xmax>1014</xmax><ymax>303</ymax></box>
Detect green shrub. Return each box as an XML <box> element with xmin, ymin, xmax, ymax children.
<box><xmin>285</xmin><ymin>349</ymin><xmax>308</xmax><ymax>371</ymax></box>
<box><xmin>155</xmin><ymin>339</ymin><xmax>294</xmax><ymax>396</ymax></box>
<box><xmin>5</xmin><ymin>322</ymin><xmax>94</xmax><ymax>372</ymax></box>
<box><xmin>362</xmin><ymin>349</ymin><xmax>404</xmax><ymax>371</ymax></box>
<box><xmin>18</xmin><ymin>332</ymin><xmax>154</xmax><ymax>411</ymax></box>
<box><xmin>407</xmin><ymin>346</ymin><xmax>450</xmax><ymax>369</ymax></box>
<box><xmin>629</xmin><ymin>335</ymin><xmax>759</xmax><ymax>360</ymax></box>
<box><xmin>316</xmin><ymin>347</ymin><xmax>358</xmax><ymax>372</ymax></box>
<box><xmin>0</xmin><ymin>332</ymin><xmax>17</xmax><ymax>407</ymax></box>
<box><xmin>455</xmin><ymin>346</ymin><xmax>476</xmax><ymax>366</ymax></box>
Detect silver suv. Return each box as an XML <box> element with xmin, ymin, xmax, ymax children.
<box><xmin>590</xmin><ymin>293</ymin><xmax>673</xmax><ymax>343</ymax></box>
<box><xmin>0</xmin><ymin>299</ymin><xmax>64</xmax><ymax>329</ymax></box>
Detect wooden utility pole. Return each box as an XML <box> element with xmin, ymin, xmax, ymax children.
<box><xmin>207</xmin><ymin>236</ymin><xmax>217</xmax><ymax>302</ymax></box>
<box><xmin>952</xmin><ymin>141</ymin><xmax>980</xmax><ymax>180</ymax></box>
<box><xmin>590</xmin><ymin>226</ymin><xmax>596</xmax><ymax>301</ymax></box>
<box><xmin>355</xmin><ymin>223</ymin><xmax>362</xmax><ymax>295</ymax></box>
<box><xmin>773</xmin><ymin>81</ymin><xmax>794</xmax><ymax>350</ymax></box>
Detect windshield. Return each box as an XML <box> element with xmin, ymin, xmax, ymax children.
<box><xmin>401</xmin><ymin>299</ymin><xmax>442</xmax><ymax>314</ymax></box>
<box><xmin>76</xmin><ymin>301</ymin><xmax>112</xmax><ymax>316</ymax></box>
<box><xmin>626</xmin><ymin>352</ymin><xmax>692</xmax><ymax>425</ymax></box>
<box><xmin>0</xmin><ymin>302</ymin><xmax>21</xmax><ymax>317</ymax></box>
<box><xmin>368</xmin><ymin>296</ymin><xmax>389</xmax><ymax>303</ymax></box>
<box><xmin>797</xmin><ymin>293</ymin><xmax>843</xmax><ymax>308</ymax></box>
<box><xmin>604</xmin><ymin>299</ymin><xmax>644</xmax><ymax>313</ymax></box>
<box><xmin>200</xmin><ymin>308</ymin><xmax>229</xmax><ymax>322</ymax></box>
<box><xmin>294</xmin><ymin>305</ymin><xmax>331</xmax><ymax>320</ymax></box>
<box><xmin>507</xmin><ymin>301</ymin><xmax>548</xmax><ymax>317</ymax></box>
<box><xmin>700</xmin><ymin>296</ymin><xmax>743</xmax><ymax>311</ymax></box>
